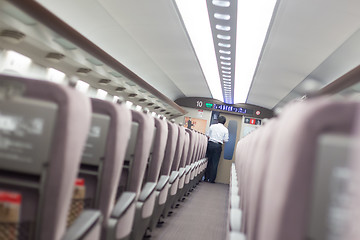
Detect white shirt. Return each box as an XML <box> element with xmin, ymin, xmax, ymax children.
<box><xmin>206</xmin><ymin>123</ymin><xmax>229</xmax><ymax>144</ymax></box>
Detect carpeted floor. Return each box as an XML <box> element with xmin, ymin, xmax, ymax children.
<box><xmin>150</xmin><ymin>182</ymin><xmax>229</xmax><ymax>240</ymax></box>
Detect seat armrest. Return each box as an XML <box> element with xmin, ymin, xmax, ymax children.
<box><xmin>229</xmin><ymin>231</ymin><xmax>246</xmax><ymax>240</ymax></box>
<box><xmin>138</xmin><ymin>182</ymin><xmax>157</xmax><ymax>202</ymax></box>
<box><xmin>185</xmin><ymin>166</ymin><xmax>191</xmax><ymax>174</ymax></box>
<box><xmin>179</xmin><ymin>168</ymin><xmax>186</xmax><ymax>178</ymax></box>
<box><xmin>111</xmin><ymin>192</ymin><xmax>136</xmax><ymax>218</ymax></box>
<box><xmin>230</xmin><ymin>195</ymin><xmax>241</xmax><ymax>209</ymax></box>
<box><xmin>156</xmin><ymin>175</ymin><xmax>169</xmax><ymax>191</ymax></box>
<box><xmin>63</xmin><ymin>210</ymin><xmax>102</xmax><ymax>240</ymax></box>
<box><xmin>230</xmin><ymin>208</ymin><xmax>242</xmax><ymax>232</ymax></box>
<box><xmin>169</xmin><ymin>171</ymin><xmax>179</xmax><ymax>184</ymax></box>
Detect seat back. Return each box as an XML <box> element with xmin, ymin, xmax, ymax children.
<box><xmin>185</xmin><ymin>129</ymin><xmax>195</xmax><ymax>166</ymax></box>
<box><xmin>179</xmin><ymin>132</ymin><xmax>190</xmax><ymax>169</ymax></box>
<box><xmin>171</xmin><ymin>125</ymin><xmax>185</xmax><ymax>172</ymax></box>
<box><xmin>341</xmin><ymin>113</ymin><xmax>360</xmax><ymax>240</ymax></box>
<box><xmin>120</xmin><ymin>110</ymin><xmax>154</xmax><ymax>198</ymax></box>
<box><xmin>247</xmin><ymin>120</ymin><xmax>278</xmax><ymax>240</ymax></box>
<box><xmin>79</xmin><ymin>99</ymin><xmax>131</xmax><ymax>225</ymax></box>
<box><xmin>258</xmin><ymin>98</ymin><xmax>359</xmax><ymax>240</ymax></box>
<box><xmin>145</xmin><ymin>117</ymin><xmax>168</xmax><ymax>183</ymax></box>
<box><xmin>0</xmin><ymin>75</ymin><xmax>91</xmax><ymax>240</ymax></box>
<box><xmin>193</xmin><ymin>132</ymin><xmax>200</xmax><ymax>164</ymax></box>
<box><xmin>159</xmin><ymin>121</ymin><xmax>179</xmax><ymax>177</ymax></box>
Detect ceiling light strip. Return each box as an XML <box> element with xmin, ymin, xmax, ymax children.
<box><xmin>234</xmin><ymin>0</ymin><xmax>277</xmax><ymax>103</ymax></box>
<box><xmin>207</xmin><ymin>0</ymin><xmax>238</xmax><ymax>103</ymax></box>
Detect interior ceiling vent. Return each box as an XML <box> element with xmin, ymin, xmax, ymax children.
<box><xmin>76</xmin><ymin>68</ymin><xmax>92</xmax><ymax>74</ymax></box>
<box><xmin>165</xmin><ymin>112</ymin><xmax>171</xmax><ymax>114</ymax></box>
<box><xmin>98</xmin><ymin>79</ymin><xmax>111</xmax><ymax>84</ymax></box>
<box><xmin>46</xmin><ymin>52</ymin><xmax>65</xmax><ymax>62</ymax></box>
<box><xmin>154</xmin><ymin>106</ymin><xmax>160</xmax><ymax>109</ymax></box>
<box><xmin>160</xmin><ymin>109</ymin><xmax>166</xmax><ymax>112</ymax></box>
<box><xmin>138</xmin><ymin>98</ymin><xmax>146</xmax><ymax>102</ymax></box>
<box><xmin>0</xmin><ymin>29</ymin><xmax>25</xmax><ymax>43</ymax></box>
<box><xmin>147</xmin><ymin>103</ymin><xmax>154</xmax><ymax>106</ymax></box>
<box><xmin>115</xmin><ymin>87</ymin><xmax>126</xmax><ymax>91</ymax></box>
<box><xmin>128</xmin><ymin>93</ymin><xmax>137</xmax><ymax>98</ymax></box>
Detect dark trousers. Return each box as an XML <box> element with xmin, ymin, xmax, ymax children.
<box><xmin>205</xmin><ymin>141</ymin><xmax>223</xmax><ymax>183</ymax></box>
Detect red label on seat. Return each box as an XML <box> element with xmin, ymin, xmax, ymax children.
<box><xmin>0</xmin><ymin>191</ymin><xmax>22</xmax><ymax>204</ymax></box>
<box><xmin>75</xmin><ymin>178</ymin><xmax>85</xmax><ymax>186</ymax></box>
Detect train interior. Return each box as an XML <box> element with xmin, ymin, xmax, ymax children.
<box><xmin>0</xmin><ymin>0</ymin><xmax>360</xmax><ymax>240</ymax></box>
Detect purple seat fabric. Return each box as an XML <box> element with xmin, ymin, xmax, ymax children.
<box><xmin>171</xmin><ymin>125</ymin><xmax>186</xmax><ymax>173</ymax></box>
<box><xmin>145</xmin><ymin>117</ymin><xmax>168</xmax><ymax>183</ymax></box>
<box><xmin>0</xmin><ymin>75</ymin><xmax>92</xmax><ymax>240</ymax></box>
<box><xmin>258</xmin><ymin>98</ymin><xmax>359</xmax><ymax>240</ymax></box>
<box><xmin>181</xmin><ymin>132</ymin><xmax>190</xmax><ymax>169</ymax></box>
<box><xmin>247</xmin><ymin>120</ymin><xmax>278</xmax><ymax>240</ymax></box>
<box><xmin>89</xmin><ymin>99</ymin><xmax>132</xmax><ymax>226</ymax></box>
<box><xmin>185</xmin><ymin>129</ymin><xmax>196</xmax><ymax>167</ymax></box>
<box><xmin>241</xmin><ymin>128</ymin><xmax>261</xmax><ymax>233</ymax></box>
<box><xmin>127</xmin><ymin>110</ymin><xmax>155</xmax><ymax>198</ymax></box>
<box><xmin>159</xmin><ymin>121</ymin><xmax>179</xmax><ymax>177</ymax></box>
<box><xmin>341</xmin><ymin>107</ymin><xmax>360</xmax><ymax>240</ymax></box>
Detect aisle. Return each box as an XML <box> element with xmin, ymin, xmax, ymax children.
<box><xmin>150</xmin><ymin>182</ymin><xmax>229</xmax><ymax>240</ymax></box>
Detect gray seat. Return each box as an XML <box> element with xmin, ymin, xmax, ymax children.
<box><xmin>162</xmin><ymin>124</ymin><xmax>185</xmax><ymax>217</ymax></box>
<box><xmin>76</xmin><ymin>98</ymin><xmax>132</xmax><ymax>240</ymax></box>
<box><xmin>340</xmin><ymin>111</ymin><xmax>360</xmax><ymax>240</ymax></box>
<box><xmin>175</xmin><ymin>131</ymin><xmax>190</xmax><ymax>203</ymax></box>
<box><xmin>148</xmin><ymin>120</ymin><xmax>179</xmax><ymax>231</ymax></box>
<box><xmin>0</xmin><ymin>75</ymin><xmax>99</xmax><ymax>240</ymax></box>
<box><xmin>258</xmin><ymin>98</ymin><xmax>359</xmax><ymax>240</ymax></box>
<box><xmin>131</xmin><ymin>116</ymin><xmax>168</xmax><ymax>240</ymax></box>
<box><xmin>108</xmin><ymin>109</ymin><xmax>155</xmax><ymax>240</ymax></box>
<box><xmin>182</xmin><ymin>129</ymin><xmax>196</xmax><ymax>198</ymax></box>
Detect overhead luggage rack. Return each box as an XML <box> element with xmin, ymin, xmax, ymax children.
<box><xmin>0</xmin><ymin>0</ymin><xmax>186</xmax><ymax>118</ymax></box>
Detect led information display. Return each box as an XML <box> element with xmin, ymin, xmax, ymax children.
<box><xmin>175</xmin><ymin>97</ymin><xmax>274</xmax><ymax>118</ymax></box>
<box><xmin>213</xmin><ymin>104</ymin><xmax>254</xmax><ymax>115</ymax></box>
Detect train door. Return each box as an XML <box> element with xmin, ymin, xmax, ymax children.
<box><xmin>214</xmin><ymin>112</ymin><xmax>243</xmax><ymax>184</ymax></box>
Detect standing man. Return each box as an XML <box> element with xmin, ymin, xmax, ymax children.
<box><xmin>205</xmin><ymin>116</ymin><xmax>229</xmax><ymax>183</ymax></box>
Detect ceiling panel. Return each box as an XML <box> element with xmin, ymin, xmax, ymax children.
<box><xmin>35</xmin><ymin>0</ymin><xmax>212</xmax><ymax>101</ymax></box>
<box><xmin>247</xmin><ymin>0</ymin><xmax>360</xmax><ymax>109</ymax></box>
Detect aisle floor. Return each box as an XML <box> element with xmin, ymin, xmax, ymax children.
<box><xmin>150</xmin><ymin>182</ymin><xmax>229</xmax><ymax>240</ymax></box>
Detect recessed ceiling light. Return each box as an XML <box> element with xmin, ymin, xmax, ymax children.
<box><xmin>222</xmin><ymin>71</ymin><xmax>231</xmax><ymax>74</ymax></box>
<box><xmin>217</xmin><ymin>34</ymin><xmax>231</xmax><ymax>40</ymax></box>
<box><xmin>214</xmin><ymin>13</ymin><xmax>230</xmax><ymax>20</ymax></box>
<box><xmin>223</xmin><ymin>74</ymin><xmax>231</xmax><ymax>78</ymax></box>
<box><xmin>218</xmin><ymin>43</ymin><xmax>231</xmax><ymax>48</ymax></box>
<box><xmin>221</xmin><ymin>62</ymin><xmax>231</xmax><ymax>66</ymax></box>
<box><xmin>221</xmin><ymin>66</ymin><xmax>231</xmax><ymax>70</ymax></box>
<box><xmin>216</xmin><ymin>25</ymin><xmax>231</xmax><ymax>31</ymax></box>
<box><xmin>220</xmin><ymin>56</ymin><xmax>231</xmax><ymax>60</ymax></box>
<box><xmin>223</xmin><ymin>78</ymin><xmax>231</xmax><ymax>81</ymax></box>
<box><xmin>219</xmin><ymin>50</ymin><xmax>231</xmax><ymax>55</ymax></box>
<box><xmin>212</xmin><ymin>0</ymin><xmax>230</xmax><ymax>7</ymax></box>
